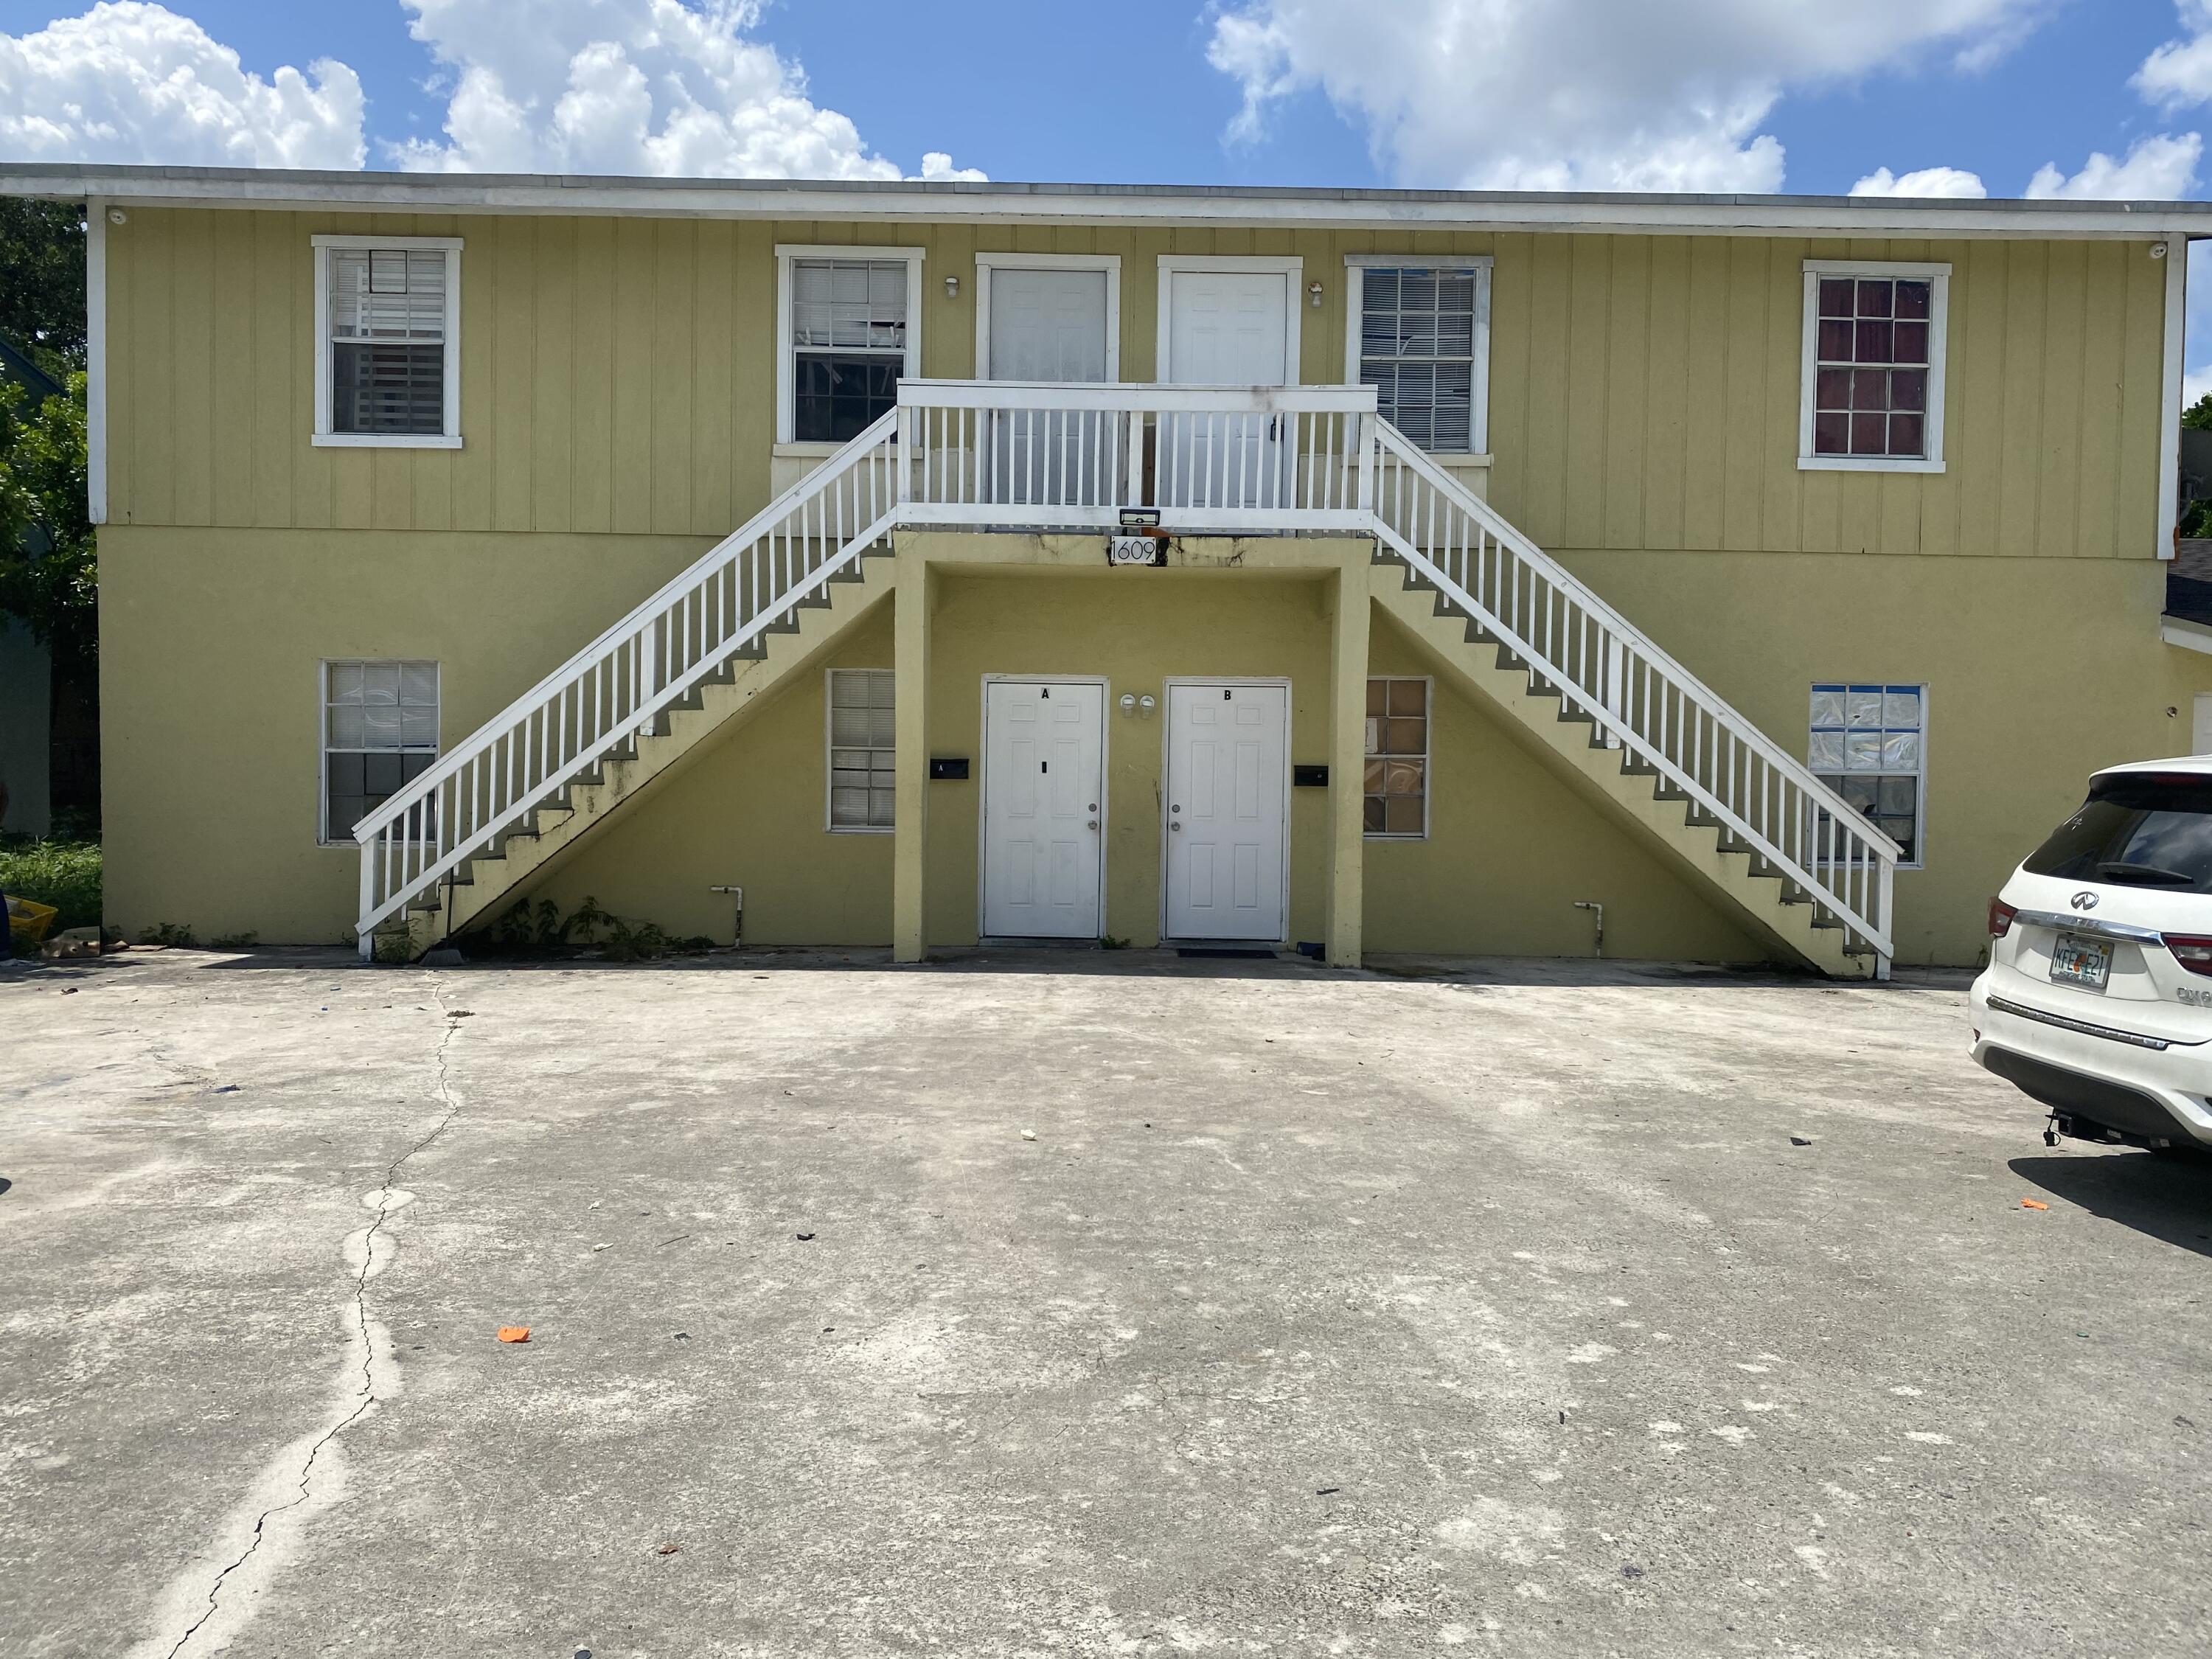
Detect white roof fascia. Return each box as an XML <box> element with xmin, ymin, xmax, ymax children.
<box><xmin>3</xmin><ymin>164</ymin><xmax>2211</xmax><ymax>241</ymax></box>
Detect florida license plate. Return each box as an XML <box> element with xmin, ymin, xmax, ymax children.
<box><xmin>2050</xmin><ymin>933</ymin><xmax>2113</xmax><ymax>992</ymax></box>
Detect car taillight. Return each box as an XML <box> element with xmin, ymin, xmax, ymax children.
<box><xmin>1989</xmin><ymin>899</ymin><xmax>2017</xmax><ymax>939</ymax></box>
<box><xmin>2164</xmin><ymin>934</ymin><xmax>2212</xmax><ymax>977</ymax></box>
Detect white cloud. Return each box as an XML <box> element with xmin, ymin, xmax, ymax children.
<box><xmin>2136</xmin><ymin>0</ymin><xmax>2212</xmax><ymax>108</ymax></box>
<box><xmin>391</xmin><ymin>0</ymin><xmax>984</xmax><ymax>181</ymax></box>
<box><xmin>2024</xmin><ymin>131</ymin><xmax>2202</xmax><ymax>198</ymax></box>
<box><xmin>1850</xmin><ymin>165</ymin><xmax>1988</xmax><ymax>198</ymax></box>
<box><xmin>1205</xmin><ymin>0</ymin><xmax>2051</xmax><ymax>192</ymax></box>
<box><xmin>0</xmin><ymin>1</ymin><xmax>365</xmax><ymax>168</ymax></box>
<box><xmin>0</xmin><ymin>1</ymin><xmax>977</xmax><ymax>182</ymax></box>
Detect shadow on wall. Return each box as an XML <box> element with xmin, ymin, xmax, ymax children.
<box><xmin>2009</xmin><ymin>1152</ymin><xmax>2212</xmax><ymax>1261</ymax></box>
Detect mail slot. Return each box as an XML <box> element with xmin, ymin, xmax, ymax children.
<box><xmin>929</xmin><ymin>757</ymin><xmax>970</xmax><ymax>781</ymax></box>
<box><xmin>1293</xmin><ymin>764</ymin><xmax>1329</xmax><ymax>787</ymax></box>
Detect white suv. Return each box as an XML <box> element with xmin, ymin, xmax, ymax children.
<box><xmin>1970</xmin><ymin>757</ymin><xmax>2212</xmax><ymax>1152</ymax></box>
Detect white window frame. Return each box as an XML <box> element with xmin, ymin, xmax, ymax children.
<box><xmin>319</xmin><ymin>658</ymin><xmax>440</xmax><ymax>846</ymax></box>
<box><xmin>1343</xmin><ymin>255</ymin><xmax>1493</xmax><ymax>460</ymax></box>
<box><xmin>775</xmin><ymin>244</ymin><xmax>925</xmax><ymax>450</ymax></box>
<box><xmin>1364</xmin><ymin>674</ymin><xmax>1433</xmax><ymax>841</ymax></box>
<box><xmin>311</xmin><ymin>234</ymin><xmax>462</xmax><ymax>451</ymax></box>
<box><xmin>824</xmin><ymin>667</ymin><xmax>897</xmax><ymax>834</ymax></box>
<box><xmin>1809</xmin><ymin>681</ymin><xmax>1929</xmax><ymax>871</ymax></box>
<box><xmin>1155</xmin><ymin>254</ymin><xmax>1303</xmax><ymax>383</ymax></box>
<box><xmin>973</xmin><ymin>251</ymin><xmax>1121</xmax><ymax>381</ymax></box>
<box><xmin>1798</xmin><ymin>260</ymin><xmax>1949</xmax><ymax>476</ymax></box>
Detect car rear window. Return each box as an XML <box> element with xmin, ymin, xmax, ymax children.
<box><xmin>2023</xmin><ymin>774</ymin><xmax>2212</xmax><ymax>893</ymax></box>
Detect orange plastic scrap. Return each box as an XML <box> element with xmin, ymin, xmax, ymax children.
<box><xmin>2020</xmin><ymin>1200</ymin><xmax>2050</xmax><ymax>1211</ymax></box>
<box><xmin>497</xmin><ymin>1326</ymin><xmax>532</xmax><ymax>1343</ymax></box>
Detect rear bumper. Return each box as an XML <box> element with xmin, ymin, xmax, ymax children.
<box><xmin>1969</xmin><ymin>974</ymin><xmax>2212</xmax><ymax>1148</ymax></box>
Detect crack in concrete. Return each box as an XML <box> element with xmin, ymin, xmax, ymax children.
<box><xmin>157</xmin><ymin>989</ymin><xmax>467</xmax><ymax>1659</ymax></box>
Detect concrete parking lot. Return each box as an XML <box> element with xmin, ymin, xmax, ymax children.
<box><xmin>2</xmin><ymin>946</ymin><xmax>2208</xmax><ymax>1658</ymax></box>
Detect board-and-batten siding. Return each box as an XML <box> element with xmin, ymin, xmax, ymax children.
<box><xmin>105</xmin><ymin>209</ymin><xmax>2166</xmax><ymax>560</ymax></box>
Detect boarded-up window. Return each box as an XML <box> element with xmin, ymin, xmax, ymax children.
<box><xmin>827</xmin><ymin>669</ymin><xmax>896</xmax><ymax>830</ymax></box>
<box><xmin>1365</xmin><ymin>677</ymin><xmax>1429</xmax><ymax>838</ymax></box>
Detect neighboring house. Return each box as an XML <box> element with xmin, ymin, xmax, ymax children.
<box><xmin>4</xmin><ymin>164</ymin><xmax>2209</xmax><ymax>972</ymax></box>
<box><xmin>0</xmin><ymin>335</ymin><xmax>62</xmax><ymax>838</ymax></box>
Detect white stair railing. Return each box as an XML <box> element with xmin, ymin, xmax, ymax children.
<box><xmin>1367</xmin><ymin>424</ymin><xmax>1897</xmax><ymax>970</ymax></box>
<box><xmin>355</xmin><ymin>381</ymin><xmax>1896</xmax><ymax>975</ymax></box>
<box><xmin>353</xmin><ymin>408</ymin><xmax>902</xmax><ymax>956</ymax></box>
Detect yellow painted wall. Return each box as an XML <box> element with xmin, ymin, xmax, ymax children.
<box><xmin>105</xmin><ymin>211</ymin><xmax>2166</xmax><ymax>562</ymax></box>
<box><xmin>517</xmin><ymin>560</ymin><xmax>1763</xmax><ymax>961</ymax></box>
<box><xmin>92</xmin><ymin>208</ymin><xmax>2197</xmax><ymax>963</ymax></box>
<box><xmin>97</xmin><ymin>523</ymin><xmax>712</xmax><ymax>944</ymax></box>
<box><xmin>531</xmin><ymin>601</ymin><xmax>898</xmax><ymax>946</ymax></box>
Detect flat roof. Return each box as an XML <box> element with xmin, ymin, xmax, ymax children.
<box><xmin>2</xmin><ymin>162</ymin><xmax>2207</xmax><ymax>239</ymax></box>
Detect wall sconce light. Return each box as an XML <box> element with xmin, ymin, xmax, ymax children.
<box><xmin>1117</xmin><ymin>693</ymin><xmax>1159</xmax><ymax>717</ymax></box>
<box><xmin>945</xmin><ymin>273</ymin><xmax>961</xmax><ymax>297</ymax></box>
<box><xmin>1119</xmin><ymin>692</ymin><xmax>1136</xmax><ymax>714</ymax></box>
<box><xmin>1307</xmin><ymin>281</ymin><xmax>1324</xmax><ymax>308</ymax></box>
<box><xmin>1139</xmin><ymin>694</ymin><xmax>1156</xmax><ymax>714</ymax></box>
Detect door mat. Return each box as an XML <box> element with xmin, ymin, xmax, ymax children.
<box><xmin>1175</xmin><ymin>947</ymin><xmax>1278</xmax><ymax>959</ymax></box>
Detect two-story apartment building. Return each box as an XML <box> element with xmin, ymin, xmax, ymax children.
<box><xmin>7</xmin><ymin>163</ymin><xmax>2210</xmax><ymax>974</ymax></box>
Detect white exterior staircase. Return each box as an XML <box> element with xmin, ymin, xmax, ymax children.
<box><xmin>356</xmin><ymin>383</ymin><xmax>1896</xmax><ymax>975</ymax></box>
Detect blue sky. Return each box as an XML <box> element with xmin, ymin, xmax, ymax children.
<box><xmin>4</xmin><ymin>0</ymin><xmax>2212</xmax><ymax>378</ymax></box>
<box><xmin>0</xmin><ymin>0</ymin><xmax>2197</xmax><ymax>193</ymax></box>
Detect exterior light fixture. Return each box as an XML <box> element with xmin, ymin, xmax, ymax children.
<box><xmin>945</xmin><ymin>273</ymin><xmax>961</xmax><ymax>296</ymax></box>
<box><xmin>1119</xmin><ymin>693</ymin><xmax>1136</xmax><ymax>714</ymax></box>
<box><xmin>1139</xmin><ymin>695</ymin><xmax>1156</xmax><ymax>714</ymax></box>
<box><xmin>1308</xmin><ymin>281</ymin><xmax>1324</xmax><ymax>307</ymax></box>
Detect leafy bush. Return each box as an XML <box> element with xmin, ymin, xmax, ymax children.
<box><xmin>0</xmin><ymin>837</ymin><xmax>100</xmax><ymax>930</ymax></box>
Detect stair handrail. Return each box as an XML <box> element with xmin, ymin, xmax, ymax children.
<box><xmin>353</xmin><ymin>408</ymin><xmax>902</xmax><ymax>949</ymax></box>
<box><xmin>1366</xmin><ymin>420</ymin><xmax>1897</xmax><ymax>964</ymax></box>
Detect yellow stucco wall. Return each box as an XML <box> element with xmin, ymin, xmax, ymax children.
<box><xmin>97</xmin><ymin>516</ymin><xmax>2212</xmax><ymax>962</ymax></box>
<box><xmin>104</xmin><ymin>210</ymin><xmax>2166</xmax><ymax>561</ymax></box>
<box><xmin>524</xmin><ymin>562</ymin><xmax>1764</xmax><ymax>960</ymax></box>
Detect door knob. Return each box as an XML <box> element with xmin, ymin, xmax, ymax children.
<box><xmin>1088</xmin><ymin>819</ymin><xmax>1099</xmax><ymax>830</ymax></box>
<box><xmin>1169</xmin><ymin>821</ymin><xmax>1183</xmax><ymax>832</ymax></box>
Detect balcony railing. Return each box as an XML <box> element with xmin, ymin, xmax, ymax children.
<box><xmin>894</xmin><ymin>380</ymin><xmax>1377</xmax><ymax>532</ymax></box>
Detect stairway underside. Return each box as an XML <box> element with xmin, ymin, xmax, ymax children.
<box><xmin>378</xmin><ymin>545</ymin><xmax>896</xmax><ymax>954</ymax></box>
<box><xmin>1368</xmin><ymin>547</ymin><xmax>1871</xmax><ymax>978</ymax></box>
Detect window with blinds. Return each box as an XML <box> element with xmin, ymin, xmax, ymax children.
<box><xmin>827</xmin><ymin>669</ymin><xmax>896</xmax><ymax>830</ymax></box>
<box><xmin>324</xmin><ymin>661</ymin><xmax>438</xmax><ymax>843</ymax></box>
<box><xmin>1357</xmin><ymin>268</ymin><xmax>1484</xmax><ymax>455</ymax></box>
<box><xmin>325</xmin><ymin>245</ymin><xmax>453</xmax><ymax>437</ymax></box>
<box><xmin>791</xmin><ymin>259</ymin><xmax>909</xmax><ymax>442</ymax></box>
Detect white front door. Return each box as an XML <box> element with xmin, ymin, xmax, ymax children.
<box><xmin>987</xmin><ymin>266</ymin><xmax>1111</xmax><ymax>507</ymax></box>
<box><xmin>981</xmin><ymin>680</ymin><xmax>1106</xmax><ymax>939</ymax></box>
<box><xmin>1163</xmin><ymin>681</ymin><xmax>1290</xmax><ymax>942</ymax></box>
<box><xmin>1162</xmin><ymin>267</ymin><xmax>1294</xmax><ymax>509</ymax></box>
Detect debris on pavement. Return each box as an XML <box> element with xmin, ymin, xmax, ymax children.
<box><xmin>655</xmin><ymin>1543</ymin><xmax>680</xmax><ymax>1556</ymax></box>
<box><xmin>795</xmin><ymin>1232</ymin><xmax>815</xmax><ymax>1241</ymax></box>
<box><xmin>1790</xmin><ymin>1134</ymin><xmax>1815</xmax><ymax>1146</ymax></box>
<box><xmin>2021</xmin><ymin>1199</ymin><xmax>2050</xmax><ymax>1211</ymax></box>
<box><xmin>1020</xmin><ymin>1128</ymin><xmax>1037</xmax><ymax>1140</ymax></box>
<box><xmin>497</xmin><ymin>1326</ymin><xmax>531</xmax><ymax>1343</ymax></box>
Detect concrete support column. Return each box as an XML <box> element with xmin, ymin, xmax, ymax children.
<box><xmin>1326</xmin><ymin>550</ymin><xmax>1369</xmax><ymax>967</ymax></box>
<box><xmin>892</xmin><ymin>543</ymin><xmax>931</xmax><ymax>962</ymax></box>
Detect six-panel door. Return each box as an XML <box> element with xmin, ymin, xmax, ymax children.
<box><xmin>1162</xmin><ymin>681</ymin><xmax>1290</xmax><ymax>942</ymax></box>
<box><xmin>980</xmin><ymin>680</ymin><xmax>1107</xmax><ymax>939</ymax></box>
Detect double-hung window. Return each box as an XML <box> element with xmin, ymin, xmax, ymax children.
<box><xmin>323</xmin><ymin>661</ymin><xmax>438</xmax><ymax>843</ymax></box>
<box><xmin>1810</xmin><ymin>683</ymin><xmax>1925</xmax><ymax>866</ymax></box>
<box><xmin>1799</xmin><ymin>261</ymin><xmax>1947</xmax><ymax>473</ymax></box>
<box><xmin>313</xmin><ymin>237</ymin><xmax>461</xmax><ymax>448</ymax></box>
<box><xmin>1346</xmin><ymin>257</ymin><xmax>1492</xmax><ymax>456</ymax></box>
<box><xmin>827</xmin><ymin>669</ymin><xmax>896</xmax><ymax>831</ymax></box>
<box><xmin>1365</xmin><ymin>677</ymin><xmax>1430</xmax><ymax>838</ymax></box>
<box><xmin>777</xmin><ymin>246</ymin><xmax>923</xmax><ymax>445</ymax></box>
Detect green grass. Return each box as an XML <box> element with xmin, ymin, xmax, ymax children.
<box><xmin>0</xmin><ymin>838</ymin><xmax>102</xmax><ymax>931</ymax></box>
